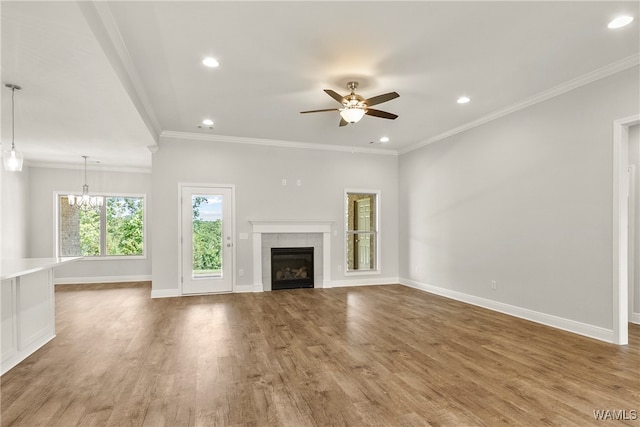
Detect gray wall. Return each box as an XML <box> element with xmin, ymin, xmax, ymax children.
<box><xmin>151</xmin><ymin>138</ymin><xmax>399</xmax><ymax>293</ymax></box>
<box><xmin>399</xmin><ymin>66</ymin><xmax>639</xmax><ymax>330</ymax></box>
<box><xmin>1</xmin><ymin>165</ymin><xmax>30</xmax><ymax>259</ymax></box>
<box><xmin>28</xmin><ymin>166</ymin><xmax>152</xmax><ymax>281</ymax></box>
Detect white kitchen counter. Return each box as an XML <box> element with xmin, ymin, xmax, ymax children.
<box><xmin>1</xmin><ymin>257</ymin><xmax>81</xmax><ymax>375</ymax></box>
<box><xmin>1</xmin><ymin>257</ymin><xmax>82</xmax><ymax>280</ymax></box>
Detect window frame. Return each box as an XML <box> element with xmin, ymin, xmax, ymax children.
<box><xmin>55</xmin><ymin>191</ymin><xmax>148</xmax><ymax>261</ymax></box>
<box><xmin>344</xmin><ymin>188</ymin><xmax>381</xmax><ymax>275</ymax></box>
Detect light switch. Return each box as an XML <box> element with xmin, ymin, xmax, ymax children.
<box><xmin>239</xmin><ymin>233</ymin><xmax>249</xmax><ymax>240</ymax></box>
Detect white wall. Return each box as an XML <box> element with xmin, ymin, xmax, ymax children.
<box><xmin>399</xmin><ymin>66</ymin><xmax>639</xmax><ymax>332</ymax></box>
<box><xmin>151</xmin><ymin>138</ymin><xmax>399</xmax><ymax>294</ymax></box>
<box><xmin>630</xmin><ymin>124</ymin><xmax>640</xmax><ymax>321</ymax></box>
<box><xmin>1</xmin><ymin>165</ymin><xmax>30</xmax><ymax>259</ymax></box>
<box><xmin>28</xmin><ymin>166</ymin><xmax>152</xmax><ymax>282</ymax></box>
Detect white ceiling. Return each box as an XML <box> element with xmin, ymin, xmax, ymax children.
<box><xmin>2</xmin><ymin>1</ymin><xmax>639</xmax><ymax>170</ymax></box>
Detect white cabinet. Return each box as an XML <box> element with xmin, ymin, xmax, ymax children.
<box><xmin>1</xmin><ymin>279</ymin><xmax>17</xmax><ymax>362</ymax></box>
<box><xmin>1</xmin><ymin>257</ymin><xmax>80</xmax><ymax>375</ymax></box>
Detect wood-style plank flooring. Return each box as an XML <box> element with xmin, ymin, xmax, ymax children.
<box><xmin>1</xmin><ymin>283</ymin><xmax>638</xmax><ymax>426</ymax></box>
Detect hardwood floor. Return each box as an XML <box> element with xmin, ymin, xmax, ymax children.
<box><xmin>1</xmin><ymin>283</ymin><xmax>638</xmax><ymax>426</ymax></box>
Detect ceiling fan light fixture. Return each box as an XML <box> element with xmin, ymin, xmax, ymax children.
<box><xmin>339</xmin><ymin>107</ymin><xmax>366</xmax><ymax>123</ymax></box>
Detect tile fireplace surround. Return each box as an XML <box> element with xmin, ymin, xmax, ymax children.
<box><xmin>250</xmin><ymin>221</ymin><xmax>332</xmax><ymax>291</ymax></box>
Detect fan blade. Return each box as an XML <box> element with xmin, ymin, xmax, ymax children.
<box><xmin>364</xmin><ymin>92</ymin><xmax>399</xmax><ymax>107</ymax></box>
<box><xmin>365</xmin><ymin>108</ymin><xmax>398</xmax><ymax>120</ymax></box>
<box><xmin>324</xmin><ymin>89</ymin><xmax>345</xmax><ymax>104</ymax></box>
<box><xmin>339</xmin><ymin>118</ymin><xmax>349</xmax><ymax>127</ymax></box>
<box><xmin>300</xmin><ymin>108</ymin><xmax>339</xmax><ymax>114</ymax></box>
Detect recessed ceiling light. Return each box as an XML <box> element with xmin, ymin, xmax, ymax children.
<box><xmin>202</xmin><ymin>57</ymin><xmax>220</xmax><ymax>68</ymax></box>
<box><xmin>202</xmin><ymin>119</ymin><xmax>214</xmax><ymax>126</ymax></box>
<box><xmin>608</xmin><ymin>15</ymin><xmax>634</xmax><ymax>29</ymax></box>
<box><xmin>457</xmin><ymin>96</ymin><xmax>471</xmax><ymax>104</ymax></box>
<box><xmin>379</xmin><ymin>136</ymin><xmax>390</xmax><ymax>143</ymax></box>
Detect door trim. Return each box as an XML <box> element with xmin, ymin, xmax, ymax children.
<box><xmin>612</xmin><ymin>114</ymin><xmax>639</xmax><ymax>345</ymax></box>
<box><xmin>344</xmin><ymin>188</ymin><xmax>381</xmax><ymax>276</ymax></box>
<box><xmin>629</xmin><ymin>165</ymin><xmax>637</xmax><ymax>324</ymax></box>
<box><xmin>177</xmin><ymin>183</ymin><xmax>236</xmax><ymax>295</ymax></box>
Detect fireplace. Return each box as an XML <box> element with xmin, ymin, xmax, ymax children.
<box><xmin>271</xmin><ymin>247</ymin><xmax>314</xmax><ymax>290</ymax></box>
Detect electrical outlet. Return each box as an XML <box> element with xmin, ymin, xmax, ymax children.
<box><xmin>491</xmin><ymin>280</ymin><xmax>497</xmax><ymax>290</ymax></box>
<box><xmin>337</xmin><ymin>265</ymin><xmax>342</xmax><ymax>272</ymax></box>
<box><xmin>239</xmin><ymin>269</ymin><xmax>244</xmax><ymax>277</ymax></box>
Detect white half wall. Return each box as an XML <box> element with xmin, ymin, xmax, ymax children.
<box><xmin>28</xmin><ymin>166</ymin><xmax>152</xmax><ymax>283</ymax></box>
<box><xmin>151</xmin><ymin>138</ymin><xmax>399</xmax><ymax>294</ymax></box>
<box><xmin>399</xmin><ymin>66</ymin><xmax>639</xmax><ymax>332</ymax></box>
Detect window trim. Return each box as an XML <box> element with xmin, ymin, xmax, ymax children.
<box><xmin>55</xmin><ymin>191</ymin><xmax>148</xmax><ymax>260</ymax></box>
<box><xmin>344</xmin><ymin>188</ymin><xmax>381</xmax><ymax>275</ymax></box>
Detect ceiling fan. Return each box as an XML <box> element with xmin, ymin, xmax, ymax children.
<box><xmin>300</xmin><ymin>81</ymin><xmax>399</xmax><ymax>127</ymax></box>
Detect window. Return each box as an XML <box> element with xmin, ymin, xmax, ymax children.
<box><xmin>345</xmin><ymin>191</ymin><xmax>379</xmax><ymax>272</ymax></box>
<box><xmin>58</xmin><ymin>195</ymin><xmax>145</xmax><ymax>258</ymax></box>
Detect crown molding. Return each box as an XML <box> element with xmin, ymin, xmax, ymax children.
<box><xmin>25</xmin><ymin>161</ymin><xmax>151</xmax><ymax>174</ymax></box>
<box><xmin>400</xmin><ymin>54</ymin><xmax>640</xmax><ymax>154</ymax></box>
<box><xmin>160</xmin><ymin>131</ymin><xmax>399</xmax><ymax>156</ymax></box>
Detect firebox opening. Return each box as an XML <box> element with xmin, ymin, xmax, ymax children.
<box><xmin>271</xmin><ymin>247</ymin><xmax>314</xmax><ymax>290</ymax></box>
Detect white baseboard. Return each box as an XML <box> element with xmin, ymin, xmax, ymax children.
<box><xmin>631</xmin><ymin>312</ymin><xmax>640</xmax><ymax>325</ymax></box>
<box><xmin>400</xmin><ymin>278</ymin><xmax>615</xmax><ymax>344</ymax></box>
<box><xmin>55</xmin><ymin>275</ymin><xmax>151</xmax><ymax>285</ymax></box>
<box><xmin>328</xmin><ymin>277</ymin><xmax>400</xmax><ymax>288</ymax></box>
<box><xmin>150</xmin><ymin>288</ymin><xmax>181</xmax><ymax>298</ymax></box>
<box><xmin>233</xmin><ymin>284</ymin><xmax>257</xmax><ymax>293</ymax></box>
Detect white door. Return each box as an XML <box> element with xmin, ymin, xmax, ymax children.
<box><xmin>181</xmin><ymin>186</ymin><xmax>233</xmax><ymax>294</ymax></box>
<box><xmin>356</xmin><ymin>198</ymin><xmax>371</xmax><ymax>270</ymax></box>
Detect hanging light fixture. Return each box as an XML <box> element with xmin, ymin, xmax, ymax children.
<box><xmin>68</xmin><ymin>156</ymin><xmax>103</xmax><ymax>211</ymax></box>
<box><xmin>3</xmin><ymin>84</ymin><xmax>24</xmax><ymax>172</ymax></box>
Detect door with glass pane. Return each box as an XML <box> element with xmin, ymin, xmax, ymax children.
<box><xmin>355</xmin><ymin>198</ymin><xmax>371</xmax><ymax>269</ymax></box>
<box><xmin>181</xmin><ymin>186</ymin><xmax>233</xmax><ymax>294</ymax></box>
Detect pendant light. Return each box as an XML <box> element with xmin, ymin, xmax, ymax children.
<box><xmin>3</xmin><ymin>84</ymin><xmax>24</xmax><ymax>172</ymax></box>
<box><xmin>68</xmin><ymin>156</ymin><xmax>103</xmax><ymax>211</ymax></box>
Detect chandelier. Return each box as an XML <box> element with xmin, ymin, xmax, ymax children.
<box><xmin>68</xmin><ymin>156</ymin><xmax>103</xmax><ymax>211</ymax></box>
<box><xmin>3</xmin><ymin>84</ymin><xmax>24</xmax><ymax>172</ymax></box>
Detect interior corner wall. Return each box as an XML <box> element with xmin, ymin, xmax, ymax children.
<box><xmin>1</xmin><ymin>165</ymin><xmax>30</xmax><ymax>259</ymax></box>
<box><xmin>398</xmin><ymin>66</ymin><xmax>640</xmax><ymax>331</ymax></box>
<box><xmin>28</xmin><ymin>166</ymin><xmax>152</xmax><ymax>282</ymax></box>
<box><xmin>151</xmin><ymin>138</ymin><xmax>399</xmax><ymax>294</ymax></box>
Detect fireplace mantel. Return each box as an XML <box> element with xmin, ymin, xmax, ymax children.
<box><xmin>250</xmin><ymin>220</ymin><xmax>332</xmax><ymax>234</ymax></box>
<box><xmin>250</xmin><ymin>220</ymin><xmax>333</xmax><ymax>291</ymax></box>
